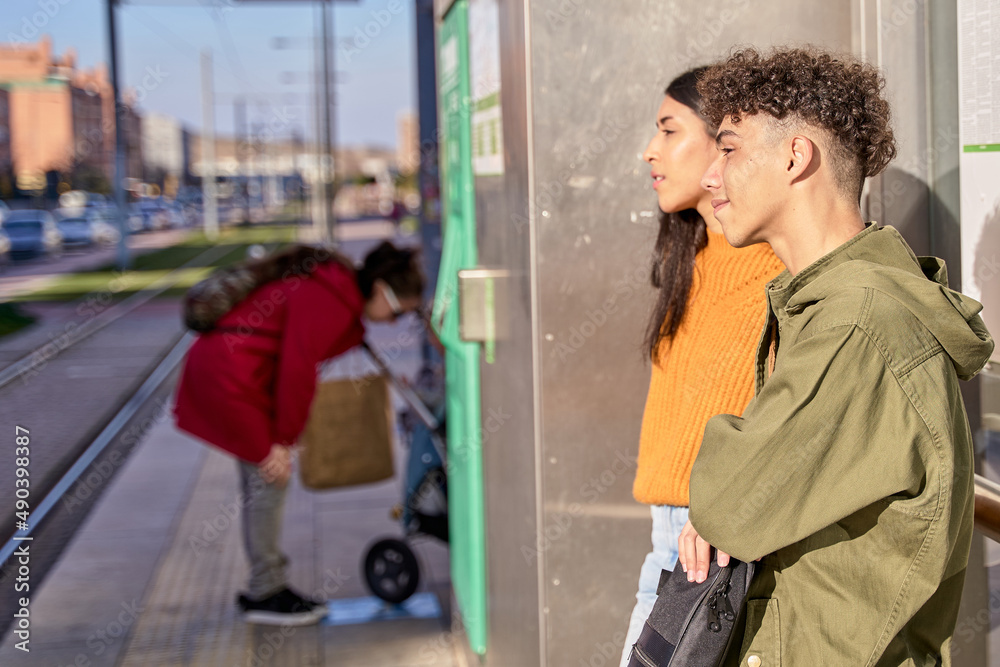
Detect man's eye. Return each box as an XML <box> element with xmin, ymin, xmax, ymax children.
<box><xmin>721</xmin><ymin>147</ymin><xmax>734</xmax><ymax>155</ymax></box>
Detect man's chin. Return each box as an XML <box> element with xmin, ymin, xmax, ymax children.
<box><xmin>717</xmin><ymin>223</ymin><xmax>749</xmax><ymax>249</ymax></box>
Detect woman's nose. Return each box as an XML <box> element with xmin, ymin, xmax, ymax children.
<box><xmin>642</xmin><ymin>137</ymin><xmax>657</xmax><ymax>164</ymax></box>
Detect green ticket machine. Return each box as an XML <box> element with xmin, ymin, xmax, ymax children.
<box><xmin>431</xmin><ymin>0</ymin><xmax>488</xmax><ymax>656</ymax></box>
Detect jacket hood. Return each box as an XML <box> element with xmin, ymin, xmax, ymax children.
<box><xmin>783</xmin><ymin>224</ymin><xmax>994</xmax><ymax>381</ymax></box>
<box><xmin>312</xmin><ymin>259</ymin><xmax>366</xmax><ymax>315</ymax></box>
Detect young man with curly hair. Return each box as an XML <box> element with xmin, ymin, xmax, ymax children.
<box><xmin>676</xmin><ymin>48</ymin><xmax>994</xmax><ymax>665</ymax></box>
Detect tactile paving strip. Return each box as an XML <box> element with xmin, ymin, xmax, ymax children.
<box><xmin>116</xmin><ymin>431</ymin><xmax>459</xmax><ymax>667</ymax></box>
<box><xmin>118</xmin><ymin>449</ymin><xmax>322</xmax><ymax>666</ymax></box>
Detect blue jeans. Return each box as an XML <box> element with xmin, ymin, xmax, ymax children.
<box><xmin>619</xmin><ymin>505</ymin><xmax>690</xmax><ymax>667</ymax></box>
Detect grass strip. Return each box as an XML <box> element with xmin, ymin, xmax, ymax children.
<box><xmin>13</xmin><ymin>225</ymin><xmax>299</xmax><ymax>303</ymax></box>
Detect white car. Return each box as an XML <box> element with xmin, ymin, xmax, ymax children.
<box><xmin>83</xmin><ymin>208</ymin><xmax>124</xmax><ymax>244</ymax></box>
<box><xmin>90</xmin><ymin>217</ymin><xmax>121</xmax><ymax>246</ymax></box>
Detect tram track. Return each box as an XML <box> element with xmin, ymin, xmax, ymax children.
<box><xmin>0</xmin><ymin>240</ymin><xmax>237</xmax><ymax>391</ymax></box>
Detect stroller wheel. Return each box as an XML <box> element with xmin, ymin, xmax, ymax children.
<box><xmin>364</xmin><ymin>538</ymin><xmax>420</xmax><ymax>604</ymax></box>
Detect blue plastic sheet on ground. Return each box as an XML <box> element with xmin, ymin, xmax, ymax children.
<box><xmin>321</xmin><ymin>593</ymin><xmax>443</xmax><ymax>626</ymax></box>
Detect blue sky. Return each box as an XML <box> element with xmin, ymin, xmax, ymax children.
<box><xmin>2</xmin><ymin>0</ymin><xmax>415</xmax><ymax>149</ymax></box>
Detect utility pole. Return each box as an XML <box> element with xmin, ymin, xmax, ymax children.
<box><xmin>234</xmin><ymin>95</ymin><xmax>248</xmax><ymax>224</ymax></box>
<box><xmin>105</xmin><ymin>0</ymin><xmax>129</xmax><ymax>270</ymax></box>
<box><xmin>311</xmin><ymin>7</ymin><xmax>328</xmax><ymax>241</ymax></box>
<box><xmin>320</xmin><ymin>0</ymin><xmax>336</xmax><ymax>242</ymax></box>
<box><xmin>201</xmin><ymin>50</ymin><xmax>219</xmax><ymax>240</ymax></box>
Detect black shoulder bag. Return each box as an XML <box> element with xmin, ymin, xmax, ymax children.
<box><xmin>627</xmin><ymin>558</ymin><xmax>755</xmax><ymax>667</ymax></box>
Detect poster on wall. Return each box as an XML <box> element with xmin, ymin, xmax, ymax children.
<box><xmin>468</xmin><ymin>0</ymin><xmax>504</xmax><ymax>176</ymax></box>
<box><xmin>958</xmin><ymin>0</ymin><xmax>1000</xmax><ymax>357</ymax></box>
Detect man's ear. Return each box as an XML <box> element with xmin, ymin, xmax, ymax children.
<box><xmin>787</xmin><ymin>135</ymin><xmax>815</xmax><ymax>183</ymax></box>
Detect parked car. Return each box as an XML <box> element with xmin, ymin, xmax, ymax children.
<box><xmin>171</xmin><ymin>201</ymin><xmax>189</xmax><ymax>227</ymax></box>
<box><xmin>181</xmin><ymin>203</ymin><xmax>201</xmax><ymax>227</ymax></box>
<box><xmin>125</xmin><ymin>203</ymin><xmax>145</xmax><ymax>233</ymax></box>
<box><xmin>3</xmin><ymin>210</ymin><xmax>62</xmax><ymax>259</ymax></box>
<box><xmin>81</xmin><ymin>208</ymin><xmax>125</xmax><ymax>244</ymax></box>
<box><xmin>93</xmin><ymin>218</ymin><xmax>121</xmax><ymax>245</ymax></box>
<box><xmin>134</xmin><ymin>199</ymin><xmax>172</xmax><ymax>230</ymax></box>
<box><xmin>55</xmin><ymin>215</ymin><xmax>94</xmax><ymax>248</ymax></box>
<box><xmin>55</xmin><ymin>213</ymin><xmax>121</xmax><ymax>248</ymax></box>
<box><xmin>58</xmin><ymin>190</ymin><xmax>89</xmax><ymax>211</ymax></box>
<box><xmin>58</xmin><ymin>190</ymin><xmax>110</xmax><ymax>215</ymax></box>
<box><xmin>86</xmin><ymin>193</ymin><xmax>109</xmax><ymax>210</ymax></box>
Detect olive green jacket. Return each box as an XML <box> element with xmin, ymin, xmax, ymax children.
<box><xmin>689</xmin><ymin>223</ymin><xmax>994</xmax><ymax>667</ymax></box>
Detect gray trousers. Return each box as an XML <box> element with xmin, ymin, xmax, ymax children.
<box><xmin>238</xmin><ymin>460</ymin><xmax>289</xmax><ymax>599</ymax></box>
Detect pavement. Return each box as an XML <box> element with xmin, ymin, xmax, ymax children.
<box><xmin>0</xmin><ymin>371</ymin><xmax>462</xmax><ymax>666</ymax></box>
<box><xmin>0</xmin><ymin>368</ymin><xmax>461</xmax><ymax>666</ymax></box>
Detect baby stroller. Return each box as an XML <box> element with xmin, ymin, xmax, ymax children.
<box><xmin>360</xmin><ymin>343</ymin><xmax>449</xmax><ymax>605</ymax></box>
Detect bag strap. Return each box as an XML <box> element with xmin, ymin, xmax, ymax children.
<box><xmin>360</xmin><ymin>341</ymin><xmax>441</xmax><ymax>435</ymax></box>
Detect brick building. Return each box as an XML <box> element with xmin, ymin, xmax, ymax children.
<box><xmin>0</xmin><ymin>36</ymin><xmax>142</xmax><ymax>191</ymax></box>
<box><xmin>396</xmin><ymin>111</ymin><xmax>419</xmax><ymax>175</ymax></box>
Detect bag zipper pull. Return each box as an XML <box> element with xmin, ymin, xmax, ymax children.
<box><xmin>718</xmin><ymin>583</ymin><xmax>735</xmax><ymax>621</ymax></box>
<box><xmin>707</xmin><ymin>589</ymin><xmax>723</xmax><ymax>633</ymax></box>
<box><xmin>705</xmin><ymin>579</ymin><xmax>734</xmax><ymax>632</ymax></box>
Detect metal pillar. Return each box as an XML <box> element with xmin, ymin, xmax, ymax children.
<box><xmin>416</xmin><ymin>0</ymin><xmax>440</xmax><ymax>282</ymax></box>
<box><xmin>416</xmin><ymin>0</ymin><xmax>442</xmax><ymax>366</ymax></box>
<box><xmin>200</xmin><ymin>50</ymin><xmax>219</xmax><ymax>240</ymax></box>
<box><xmin>105</xmin><ymin>0</ymin><xmax>130</xmax><ymax>270</ymax></box>
<box><xmin>234</xmin><ymin>95</ymin><xmax>248</xmax><ymax>223</ymax></box>
<box><xmin>320</xmin><ymin>0</ymin><xmax>336</xmax><ymax>241</ymax></box>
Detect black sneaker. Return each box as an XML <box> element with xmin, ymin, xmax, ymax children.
<box><xmin>237</xmin><ymin>587</ymin><xmax>328</xmax><ymax>626</ymax></box>
<box><xmin>275</xmin><ymin>587</ymin><xmax>326</xmax><ymax>611</ymax></box>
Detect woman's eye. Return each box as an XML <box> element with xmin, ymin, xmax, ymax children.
<box><xmin>662</xmin><ymin>129</ymin><xmax>674</xmax><ymax>136</ymax></box>
<box><xmin>721</xmin><ymin>147</ymin><xmax>734</xmax><ymax>155</ymax></box>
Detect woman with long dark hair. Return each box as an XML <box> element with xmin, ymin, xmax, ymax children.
<box><xmin>174</xmin><ymin>241</ymin><xmax>424</xmax><ymax>626</ymax></box>
<box><xmin>620</xmin><ymin>69</ymin><xmax>783</xmax><ymax>665</ymax></box>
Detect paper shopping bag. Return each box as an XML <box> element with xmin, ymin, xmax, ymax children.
<box><xmin>299</xmin><ymin>375</ymin><xmax>394</xmax><ymax>490</ymax></box>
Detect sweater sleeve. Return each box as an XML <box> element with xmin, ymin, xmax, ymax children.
<box><xmin>688</xmin><ymin>323</ymin><xmax>928</xmax><ymax>563</ymax></box>
<box><xmin>273</xmin><ymin>278</ymin><xmax>357</xmax><ymax>446</ymax></box>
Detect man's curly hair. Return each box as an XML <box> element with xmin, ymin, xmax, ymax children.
<box><xmin>697</xmin><ymin>47</ymin><xmax>896</xmax><ymax>199</ymax></box>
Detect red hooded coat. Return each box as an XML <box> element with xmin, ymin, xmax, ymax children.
<box><xmin>173</xmin><ymin>261</ymin><xmax>366</xmax><ymax>463</ymax></box>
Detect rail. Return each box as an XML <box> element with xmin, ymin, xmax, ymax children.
<box><xmin>0</xmin><ymin>240</ymin><xmax>235</xmax><ymax>390</ymax></box>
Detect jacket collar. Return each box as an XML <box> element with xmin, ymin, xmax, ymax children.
<box><xmin>765</xmin><ymin>222</ymin><xmax>921</xmax><ymax>317</ymax></box>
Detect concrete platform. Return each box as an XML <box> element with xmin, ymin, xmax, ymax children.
<box><xmin>0</xmin><ymin>402</ymin><xmax>462</xmax><ymax>666</ymax></box>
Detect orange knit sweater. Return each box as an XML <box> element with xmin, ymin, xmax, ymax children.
<box><xmin>633</xmin><ymin>230</ymin><xmax>784</xmax><ymax>506</ymax></box>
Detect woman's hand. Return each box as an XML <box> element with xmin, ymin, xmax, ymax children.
<box><xmin>259</xmin><ymin>444</ymin><xmax>293</xmax><ymax>486</ymax></box>
<box><xmin>678</xmin><ymin>520</ymin><xmax>730</xmax><ymax>583</ymax></box>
